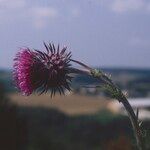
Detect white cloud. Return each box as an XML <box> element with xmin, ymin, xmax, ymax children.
<box><xmin>111</xmin><ymin>0</ymin><xmax>144</xmax><ymax>13</ymax></box>
<box><xmin>0</xmin><ymin>0</ymin><xmax>26</xmax><ymax>9</ymax></box>
<box><xmin>31</xmin><ymin>7</ymin><xmax>58</xmax><ymax>29</ymax></box>
<box><xmin>0</xmin><ymin>0</ymin><xmax>83</xmax><ymax>29</ymax></box>
<box><xmin>0</xmin><ymin>0</ymin><xmax>59</xmax><ymax>29</ymax></box>
<box><xmin>107</xmin><ymin>0</ymin><xmax>150</xmax><ymax>14</ymax></box>
<box><xmin>32</xmin><ymin>7</ymin><xmax>58</xmax><ymax>19</ymax></box>
<box><xmin>0</xmin><ymin>0</ymin><xmax>26</xmax><ymax>24</ymax></box>
<box><xmin>88</xmin><ymin>0</ymin><xmax>150</xmax><ymax>14</ymax></box>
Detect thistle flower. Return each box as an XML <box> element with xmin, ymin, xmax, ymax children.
<box><xmin>13</xmin><ymin>43</ymin><xmax>72</xmax><ymax>96</ymax></box>
<box><xmin>13</xmin><ymin>42</ymin><xmax>144</xmax><ymax>150</ymax></box>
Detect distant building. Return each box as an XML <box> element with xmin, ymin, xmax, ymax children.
<box><xmin>107</xmin><ymin>98</ymin><xmax>150</xmax><ymax>120</ymax></box>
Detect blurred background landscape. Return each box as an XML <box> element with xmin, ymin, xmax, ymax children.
<box><xmin>0</xmin><ymin>68</ymin><xmax>150</xmax><ymax>150</ymax></box>
<box><xmin>0</xmin><ymin>0</ymin><xmax>150</xmax><ymax>150</ymax></box>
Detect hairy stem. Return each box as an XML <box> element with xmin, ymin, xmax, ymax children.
<box><xmin>69</xmin><ymin>64</ymin><xmax>144</xmax><ymax>150</ymax></box>
<box><xmin>101</xmin><ymin>72</ymin><xmax>144</xmax><ymax>150</ymax></box>
<box><xmin>92</xmin><ymin>70</ymin><xmax>144</xmax><ymax>150</ymax></box>
<box><xmin>118</xmin><ymin>95</ymin><xmax>144</xmax><ymax>150</ymax></box>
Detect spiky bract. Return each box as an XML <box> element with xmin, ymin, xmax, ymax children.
<box><xmin>13</xmin><ymin>43</ymin><xmax>72</xmax><ymax>97</ymax></box>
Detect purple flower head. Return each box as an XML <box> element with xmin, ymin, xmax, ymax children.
<box><xmin>13</xmin><ymin>43</ymin><xmax>72</xmax><ymax>97</ymax></box>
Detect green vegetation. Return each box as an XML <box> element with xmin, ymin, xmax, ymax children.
<box><xmin>19</xmin><ymin>107</ymin><xmax>134</xmax><ymax>150</ymax></box>
<box><xmin>17</xmin><ymin>107</ymin><xmax>150</xmax><ymax>150</ymax></box>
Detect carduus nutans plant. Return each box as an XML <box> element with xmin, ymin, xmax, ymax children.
<box><xmin>13</xmin><ymin>43</ymin><xmax>73</xmax><ymax>97</ymax></box>
<box><xmin>13</xmin><ymin>43</ymin><xmax>144</xmax><ymax>150</ymax></box>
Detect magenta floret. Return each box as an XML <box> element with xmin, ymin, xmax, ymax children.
<box><xmin>13</xmin><ymin>43</ymin><xmax>72</xmax><ymax>96</ymax></box>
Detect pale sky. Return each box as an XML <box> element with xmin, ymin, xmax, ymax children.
<box><xmin>0</xmin><ymin>0</ymin><xmax>150</xmax><ymax>69</ymax></box>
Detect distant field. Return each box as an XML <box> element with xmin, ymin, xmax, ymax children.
<box><xmin>8</xmin><ymin>93</ymin><xmax>109</xmax><ymax>116</ymax></box>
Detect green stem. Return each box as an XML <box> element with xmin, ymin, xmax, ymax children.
<box><xmin>91</xmin><ymin>69</ymin><xmax>144</xmax><ymax>150</ymax></box>
<box><xmin>69</xmin><ymin>66</ymin><xmax>144</xmax><ymax>150</ymax></box>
